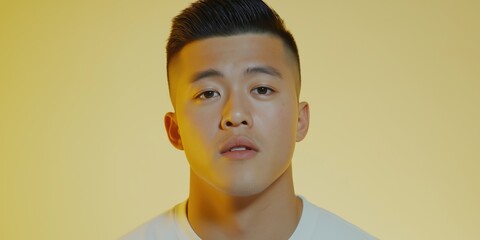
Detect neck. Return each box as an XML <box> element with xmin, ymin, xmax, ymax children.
<box><xmin>187</xmin><ymin>166</ymin><xmax>302</xmax><ymax>240</ymax></box>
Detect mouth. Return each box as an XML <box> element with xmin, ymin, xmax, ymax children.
<box><xmin>224</xmin><ymin>146</ymin><xmax>253</xmax><ymax>152</ymax></box>
<box><xmin>220</xmin><ymin>136</ymin><xmax>258</xmax><ymax>160</ymax></box>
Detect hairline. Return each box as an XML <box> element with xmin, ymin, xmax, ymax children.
<box><xmin>167</xmin><ymin>32</ymin><xmax>301</xmax><ymax>108</ymax></box>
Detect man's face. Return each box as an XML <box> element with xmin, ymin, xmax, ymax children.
<box><xmin>165</xmin><ymin>33</ymin><xmax>309</xmax><ymax>196</ymax></box>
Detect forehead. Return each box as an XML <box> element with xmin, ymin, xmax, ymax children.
<box><xmin>167</xmin><ymin>33</ymin><xmax>300</xmax><ymax>105</ymax></box>
<box><xmin>169</xmin><ymin>33</ymin><xmax>297</xmax><ymax>78</ymax></box>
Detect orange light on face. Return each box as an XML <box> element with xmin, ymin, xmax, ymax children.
<box><xmin>165</xmin><ymin>34</ymin><xmax>309</xmax><ymax>196</ymax></box>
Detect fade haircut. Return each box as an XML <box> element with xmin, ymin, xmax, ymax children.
<box><xmin>166</xmin><ymin>0</ymin><xmax>301</xmax><ymax>89</ymax></box>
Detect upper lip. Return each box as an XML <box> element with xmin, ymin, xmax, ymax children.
<box><xmin>220</xmin><ymin>135</ymin><xmax>259</xmax><ymax>154</ymax></box>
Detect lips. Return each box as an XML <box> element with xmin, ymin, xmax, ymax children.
<box><xmin>220</xmin><ymin>135</ymin><xmax>259</xmax><ymax>160</ymax></box>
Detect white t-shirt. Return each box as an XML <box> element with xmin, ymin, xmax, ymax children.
<box><xmin>120</xmin><ymin>196</ymin><xmax>376</xmax><ymax>240</ymax></box>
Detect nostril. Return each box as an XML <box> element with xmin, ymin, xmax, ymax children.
<box><xmin>224</xmin><ymin>120</ymin><xmax>248</xmax><ymax>128</ymax></box>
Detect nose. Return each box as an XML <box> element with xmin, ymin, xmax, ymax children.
<box><xmin>220</xmin><ymin>94</ymin><xmax>252</xmax><ymax>129</ymax></box>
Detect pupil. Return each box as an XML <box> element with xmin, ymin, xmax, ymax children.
<box><xmin>258</xmin><ymin>87</ymin><xmax>267</xmax><ymax>94</ymax></box>
<box><xmin>204</xmin><ymin>91</ymin><xmax>214</xmax><ymax>98</ymax></box>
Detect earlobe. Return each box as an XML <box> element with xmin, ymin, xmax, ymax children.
<box><xmin>296</xmin><ymin>102</ymin><xmax>310</xmax><ymax>142</ymax></box>
<box><xmin>164</xmin><ymin>112</ymin><xmax>184</xmax><ymax>150</ymax></box>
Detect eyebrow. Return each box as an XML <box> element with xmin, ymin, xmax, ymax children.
<box><xmin>245</xmin><ymin>66</ymin><xmax>282</xmax><ymax>79</ymax></box>
<box><xmin>190</xmin><ymin>65</ymin><xmax>282</xmax><ymax>83</ymax></box>
<box><xmin>191</xmin><ymin>69</ymin><xmax>223</xmax><ymax>83</ymax></box>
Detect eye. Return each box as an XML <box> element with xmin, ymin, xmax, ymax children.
<box><xmin>251</xmin><ymin>86</ymin><xmax>274</xmax><ymax>95</ymax></box>
<box><xmin>197</xmin><ymin>90</ymin><xmax>220</xmax><ymax>99</ymax></box>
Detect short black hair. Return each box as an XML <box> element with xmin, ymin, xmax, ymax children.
<box><xmin>166</xmin><ymin>0</ymin><xmax>300</xmax><ymax>82</ymax></box>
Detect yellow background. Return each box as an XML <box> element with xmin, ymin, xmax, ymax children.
<box><xmin>1</xmin><ymin>0</ymin><xmax>479</xmax><ymax>239</ymax></box>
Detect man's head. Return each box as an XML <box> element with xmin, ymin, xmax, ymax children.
<box><xmin>164</xmin><ymin>0</ymin><xmax>309</xmax><ymax>197</ymax></box>
<box><xmin>166</xmin><ymin>0</ymin><xmax>301</xmax><ymax>105</ymax></box>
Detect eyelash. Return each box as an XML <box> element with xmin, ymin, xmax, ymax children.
<box><xmin>251</xmin><ymin>86</ymin><xmax>275</xmax><ymax>95</ymax></box>
<box><xmin>196</xmin><ymin>90</ymin><xmax>220</xmax><ymax>100</ymax></box>
<box><xmin>195</xmin><ymin>86</ymin><xmax>275</xmax><ymax>100</ymax></box>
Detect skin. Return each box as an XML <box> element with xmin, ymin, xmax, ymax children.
<box><xmin>165</xmin><ymin>33</ymin><xmax>310</xmax><ymax>239</ymax></box>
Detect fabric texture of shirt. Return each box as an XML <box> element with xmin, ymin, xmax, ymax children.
<box><xmin>120</xmin><ymin>196</ymin><xmax>377</xmax><ymax>240</ymax></box>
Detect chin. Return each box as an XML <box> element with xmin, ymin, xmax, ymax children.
<box><xmin>215</xmin><ymin>178</ymin><xmax>272</xmax><ymax>197</ymax></box>
<box><xmin>222</xmin><ymin>187</ymin><xmax>263</xmax><ymax>197</ymax></box>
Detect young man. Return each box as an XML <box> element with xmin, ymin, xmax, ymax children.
<box><xmin>122</xmin><ymin>0</ymin><xmax>376</xmax><ymax>239</ymax></box>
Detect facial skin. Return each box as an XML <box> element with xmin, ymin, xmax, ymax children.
<box><xmin>165</xmin><ymin>33</ymin><xmax>309</xmax><ymax>197</ymax></box>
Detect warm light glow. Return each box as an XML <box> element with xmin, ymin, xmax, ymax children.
<box><xmin>0</xmin><ymin>1</ymin><xmax>478</xmax><ymax>240</ymax></box>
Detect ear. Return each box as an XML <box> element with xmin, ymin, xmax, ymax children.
<box><xmin>164</xmin><ymin>112</ymin><xmax>184</xmax><ymax>150</ymax></box>
<box><xmin>296</xmin><ymin>101</ymin><xmax>310</xmax><ymax>142</ymax></box>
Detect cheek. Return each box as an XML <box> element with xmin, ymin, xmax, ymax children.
<box><xmin>257</xmin><ymin>99</ymin><xmax>298</xmax><ymax>140</ymax></box>
<box><xmin>179</xmin><ymin>106</ymin><xmax>220</xmax><ymax>147</ymax></box>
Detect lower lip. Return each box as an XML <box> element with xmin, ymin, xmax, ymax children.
<box><xmin>221</xmin><ymin>150</ymin><xmax>257</xmax><ymax>160</ymax></box>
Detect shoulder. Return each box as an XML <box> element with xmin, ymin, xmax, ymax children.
<box><xmin>119</xmin><ymin>208</ymin><xmax>177</xmax><ymax>240</ymax></box>
<box><xmin>291</xmin><ymin>196</ymin><xmax>377</xmax><ymax>240</ymax></box>
<box><xmin>119</xmin><ymin>200</ymin><xmax>200</xmax><ymax>240</ymax></box>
